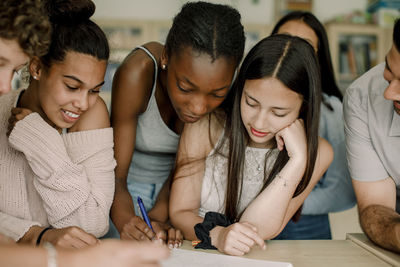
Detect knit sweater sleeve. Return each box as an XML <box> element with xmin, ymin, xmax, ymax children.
<box><xmin>8</xmin><ymin>113</ymin><xmax>116</xmax><ymax>237</ymax></box>
<box><xmin>0</xmin><ymin>212</ymin><xmax>41</xmax><ymax>241</ymax></box>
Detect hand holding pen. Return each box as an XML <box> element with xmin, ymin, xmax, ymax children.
<box><xmin>118</xmin><ymin>196</ymin><xmax>183</xmax><ymax>248</ymax></box>
<box><xmin>137</xmin><ymin>196</ymin><xmax>183</xmax><ymax>248</ymax></box>
<box><xmin>137</xmin><ymin>196</ymin><xmax>156</xmax><ymax>235</ymax></box>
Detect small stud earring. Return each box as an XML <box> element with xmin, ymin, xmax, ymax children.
<box><xmin>161</xmin><ymin>64</ymin><xmax>167</xmax><ymax>70</ymax></box>
<box><xmin>33</xmin><ymin>76</ymin><xmax>37</xmax><ymax>80</ymax></box>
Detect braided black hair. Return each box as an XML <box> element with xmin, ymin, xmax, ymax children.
<box><xmin>165</xmin><ymin>1</ymin><xmax>245</xmax><ymax>65</ymax></box>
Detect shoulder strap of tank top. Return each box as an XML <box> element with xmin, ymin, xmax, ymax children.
<box><xmin>135</xmin><ymin>46</ymin><xmax>158</xmax><ymax>97</ymax></box>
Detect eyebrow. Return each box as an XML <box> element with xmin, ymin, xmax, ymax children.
<box><xmin>181</xmin><ymin>76</ymin><xmax>229</xmax><ymax>91</ymax></box>
<box><xmin>63</xmin><ymin>75</ymin><xmax>105</xmax><ymax>89</ymax></box>
<box><xmin>0</xmin><ymin>56</ymin><xmax>9</xmax><ymax>62</ymax></box>
<box><xmin>245</xmin><ymin>91</ymin><xmax>291</xmax><ymax>110</ymax></box>
<box><xmin>246</xmin><ymin>92</ymin><xmax>260</xmax><ymax>103</ymax></box>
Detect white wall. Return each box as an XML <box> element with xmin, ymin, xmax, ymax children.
<box><xmin>313</xmin><ymin>0</ymin><xmax>367</xmax><ymax>22</ymax></box>
<box><xmin>93</xmin><ymin>0</ymin><xmax>368</xmax><ymax>25</ymax></box>
<box><xmin>92</xmin><ymin>0</ymin><xmax>274</xmax><ymax>24</ymax></box>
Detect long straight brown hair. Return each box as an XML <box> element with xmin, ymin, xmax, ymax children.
<box><xmin>217</xmin><ymin>34</ymin><xmax>321</xmax><ymax>222</ymax></box>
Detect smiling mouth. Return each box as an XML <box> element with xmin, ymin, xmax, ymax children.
<box><xmin>251</xmin><ymin>127</ymin><xmax>268</xmax><ymax>137</ymax></box>
<box><xmin>62</xmin><ymin>110</ymin><xmax>80</xmax><ymax>122</ymax></box>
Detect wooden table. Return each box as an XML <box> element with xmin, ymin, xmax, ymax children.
<box><xmin>347</xmin><ymin>233</ymin><xmax>400</xmax><ymax>266</ymax></box>
<box><xmin>180</xmin><ymin>237</ymin><xmax>393</xmax><ymax>267</ymax></box>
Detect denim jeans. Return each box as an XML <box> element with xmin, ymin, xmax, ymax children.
<box><xmin>274</xmin><ymin>214</ymin><xmax>331</xmax><ymax>240</ymax></box>
<box><xmin>103</xmin><ymin>180</ymin><xmax>163</xmax><ymax>239</ymax></box>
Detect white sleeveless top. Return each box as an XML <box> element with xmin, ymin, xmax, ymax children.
<box><xmin>199</xmin><ymin>136</ymin><xmax>279</xmax><ymax>217</ymax></box>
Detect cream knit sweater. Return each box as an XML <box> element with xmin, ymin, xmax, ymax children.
<box><xmin>0</xmin><ymin>89</ymin><xmax>116</xmax><ymax>241</ymax></box>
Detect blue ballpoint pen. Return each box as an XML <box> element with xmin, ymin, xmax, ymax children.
<box><xmin>137</xmin><ymin>196</ymin><xmax>155</xmax><ymax>233</ymax></box>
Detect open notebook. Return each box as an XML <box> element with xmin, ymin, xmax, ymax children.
<box><xmin>162</xmin><ymin>248</ymin><xmax>293</xmax><ymax>267</ymax></box>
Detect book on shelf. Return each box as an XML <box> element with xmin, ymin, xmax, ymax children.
<box><xmin>338</xmin><ymin>35</ymin><xmax>378</xmax><ymax>79</ymax></box>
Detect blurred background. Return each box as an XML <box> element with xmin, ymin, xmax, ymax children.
<box><xmin>92</xmin><ymin>0</ymin><xmax>397</xmax><ymax>105</ymax></box>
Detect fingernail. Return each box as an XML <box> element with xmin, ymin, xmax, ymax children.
<box><xmin>174</xmin><ymin>243</ymin><xmax>178</xmax><ymax>248</ymax></box>
<box><xmin>168</xmin><ymin>243</ymin><xmax>173</xmax><ymax>249</ymax></box>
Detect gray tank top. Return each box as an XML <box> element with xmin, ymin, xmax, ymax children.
<box><xmin>127</xmin><ymin>46</ymin><xmax>180</xmax><ymax>184</ymax></box>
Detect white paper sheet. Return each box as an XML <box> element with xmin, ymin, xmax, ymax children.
<box><xmin>161</xmin><ymin>248</ymin><xmax>293</xmax><ymax>267</ymax></box>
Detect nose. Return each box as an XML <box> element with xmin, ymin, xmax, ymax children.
<box><xmin>383</xmin><ymin>79</ymin><xmax>400</xmax><ymax>101</ymax></box>
<box><xmin>253</xmin><ymin>111</ymin><xmax>268</xmax><ymax>130</ymax></box>
<box><xmin>73</xmin><ymin>91</ymin><xmax>89</xmax><ymax>111</ymax></box>
<box><xmin>0</xmin><ymin>71</ymin><xmax>14</xmax><ymax>96</ymax></box>
<box><xmin>189</xmin><ymin>95</ymin><xmax>208</xmax><ymax>117</ymax></box>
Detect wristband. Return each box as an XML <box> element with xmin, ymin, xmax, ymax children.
<box><xmin>194</xmin><ymin>211</ymin><xmax>231</xmax><ymax>250</ymax></box>
<box><xmin>36</xmin><ymin>227</ymin><xmax>52</xmax><ymax>246</ymax></box>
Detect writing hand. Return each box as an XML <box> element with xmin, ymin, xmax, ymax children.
<box><xmin>120</xmin><ymin>215</ymin><xmax>156</xmax><ymax>241</ymax></box>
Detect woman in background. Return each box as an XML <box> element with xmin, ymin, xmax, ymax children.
<box><xmin>271</xmin><ymin>11</ymin><xmax>356</xmax><ymax>240</ymax></box>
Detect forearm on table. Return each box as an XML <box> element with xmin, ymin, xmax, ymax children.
<box><xmin>360</xmin><ymin>204</ymin><xmax>400</xmax><ymax>253</ymax></box>
<box><xmin>170</xmin><ymin>211</ymin><xmax>203</xmax><ymax>240</ymax></box>
<box><xmin>110</xmin><ymin>180</ymin><xmax>136</xmax><ymax>232</ymax></box>
<box><xmin>241</xmin><ymin>161</ymin><xmax>303</xmax><ymax>239</ymax></box>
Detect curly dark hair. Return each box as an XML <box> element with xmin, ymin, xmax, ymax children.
<box><xmin>0</xmin><ymin>0</ymin><xmax>51</xmax><ymax>57</ymax></box>
<box><xmin>165</xmin><ymin>1</ymin><xmax>245</xmax><ymax>65</ymax></box>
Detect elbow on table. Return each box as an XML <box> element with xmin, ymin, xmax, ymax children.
<box><xmin>249</xmin><ymin>221</ymin><xmax>282</xmax><ymax>241</ymax></box>
<box><xmin>170</xmin><ymin>211</ymin><xmax>197</xmax><ymax>241</ymax></box>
